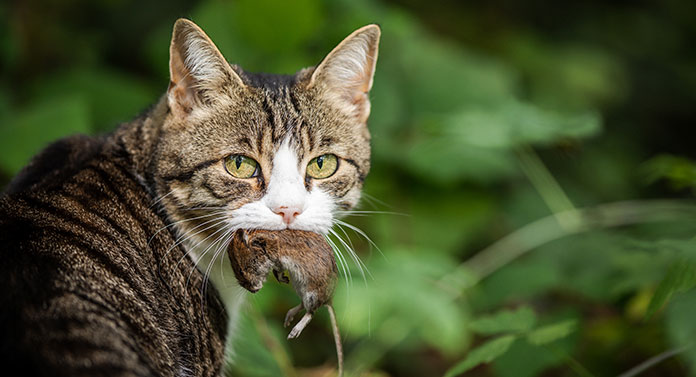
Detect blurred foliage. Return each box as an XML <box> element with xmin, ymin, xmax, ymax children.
<box><xmin>2</xmin><ymin>0</ymin><xmax>696</xmax><ymax>376</ymax></box>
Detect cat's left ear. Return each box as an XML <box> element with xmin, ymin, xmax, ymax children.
<box><xmin>308</xmin><ymin>24</ymin><xmax>380</xmax><ymax>124</ymax></box>
<box><xmin>168</xmin><ymin>18</ymin><xmax>245</xmax><ymax>116</ymax></box>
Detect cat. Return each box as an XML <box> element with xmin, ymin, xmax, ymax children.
<box><xmin>0</xmin><ymin>18</ymin><xmax>379</xmax><ymax>377</ymax></box>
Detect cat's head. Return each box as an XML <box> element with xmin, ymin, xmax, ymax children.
<box><xmin>153</xmin><ymin>19</ymin><xmax>379</xmax><ymax>240</ymax></box>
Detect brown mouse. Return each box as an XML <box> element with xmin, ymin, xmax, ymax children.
<box><xmin>228</xmin><ymin>229</ymin><xmax>343</xmax><ymax>375</ymax></box>
<box><xmin>228</xmin><ymin>229</ymin><xmax>337</xmax><ymax>325</ymax></box>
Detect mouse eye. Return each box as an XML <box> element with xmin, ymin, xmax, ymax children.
<box><xmin>225</xmin><ymin>155</ymin><xmax>259</xmax><ymax>178</ymax></box>
<box><xmin>306</xmin><ymin>154</ymin><xmax>338</xmax><ymax>179</ymax></box>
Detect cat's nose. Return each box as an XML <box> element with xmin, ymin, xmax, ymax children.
<box><xmin>273</xmin><ymin>206</ymin><xmax>302</xmax><ymax>225</ymax></box>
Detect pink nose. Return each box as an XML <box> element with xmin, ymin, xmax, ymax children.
<box><xmin>274</xmin><ymin>206</ymin><xmax>302</xmax><ymax>225</ymax></box>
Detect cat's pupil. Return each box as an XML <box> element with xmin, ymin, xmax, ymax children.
<box><xmin>235</xmin><ymin>156</ymin><xmax>243</xmax><ymax>169</ymax></box>
<box><xmin>317</xmin><ymin>156</ymin><xmax>324</xmax><ymax>169</ymax></box>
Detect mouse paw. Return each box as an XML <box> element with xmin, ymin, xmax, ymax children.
<box><xmin>273</xmin><ymin>269</ymin><xmax>290</xmax><ymax>284</ymax></box>
<box><xmin>287</xmin><ymin>312</ymin><xmax>313</xmax><ymax>339</ymax></box>
<box><xmin>284</xmin><ymin>304</ymin><xmax>303</xmax><ymax>328</ymax></box>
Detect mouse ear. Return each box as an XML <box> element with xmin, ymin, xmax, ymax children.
<box><xmin>308</xmin><ymin>24</ymin><xmax>381</xmax><ymax>124</ymax></box>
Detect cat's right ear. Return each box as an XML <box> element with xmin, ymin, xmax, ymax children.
<box><xmin>168</xmin><ymin>18</ymin><xmax>245</xmax><ymax>116</ymax></box>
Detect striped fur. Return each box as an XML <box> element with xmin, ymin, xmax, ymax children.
<box><xmin>0</xmin><ymin>130</ymin><xmax>227</xmax><ymax>376</ymax></box>
<box><xmin>0</xmin><ymin>19</ymin><xmax>379</xmax><ymax>376</ymax></box>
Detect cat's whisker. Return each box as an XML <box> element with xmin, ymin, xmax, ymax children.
<box><xmin>334</xmin><ymin>222</ymin><xmax>356</xmax><ymax>252</ymax></box>
<box><xmin>325</xmin><ymin>233</ymin><xmax>352</xmax><ymax>288</ymax></box>
<box><xmin>329</xmin><ymin>227</ymin><xmax>369</xmax><ymax>285</ymax></box>
<box><xmin>181</xmin><ymin>222</ymin><xmax>229</xmax><ymax>274</ymax></box>
<box><xmin>165</xmin><ymin>216</ymin><xmax>229</xmax><ymax>272</ymax></box>
<box><xmin>149</xmin><ymin>210</ymin><xmax>227</xmax><ymax>245</ymax></box>
<box><xmin>165</xmin><ymin>214</ymin><xmax>229</xmax><ymax>256</ymax></box>
<box><xmin>330</xmin><ymin>227</ymin><xmax>371</xmax><ymax>281</ymax></box>
<box><xmin>203</xmin><ymin>227</ymin><xmax>236</xmax><ymax>293</ymax></box>
<box><xmin>334</xmin><ymin>219</ymin><xmax>384</xmax><ymax>259</ymax></box>
<box><xmin>360</xmin><ymin>193</ymin><xmax>391</xmax><ymax>209</ymax></box>
<box><xmin>159</xmin><ymin>217</ymin><xmax>225</xmax><ymax>282</ymax></box>
<box><xmin>334</xmin><ymin>210</ymin><xmax>408</xmax><ymax>217</ymax></box>
<box><xmin>180</xmin><ymin>206</ymin><xmax>229</xmax><ymax>212</ymax></box>
<box><xmin>329</xmin><ymin>226</ymin><xmax>362</xmax><ymax>279</ymax></box>
<box><xmin>183</xmin><ymin>224</ymin><xmax>231</xmax><ymax>291</ymax></box>
<box><xmin>199</xmin><ymin>229</ymin><xmax>235</xmax><ymax>310</ymax></box>
<box><xmin>201</xmin><ymin>227</ymin><xmax>238</xmax><ymax>312</ymax></box>
<box><xmin>149</xmin><ymin>188</ymin><xmax>177</xmax><ymax>209</ymax></box>
<box><xmin>324</xmin><ymin>233</ymin><xmax>347</xmax><ymax>280</ymax></box>
<box><xmin>218</xmin><ymin>233</ymin><xmax>233</xmax><ymax>287</ymax></box>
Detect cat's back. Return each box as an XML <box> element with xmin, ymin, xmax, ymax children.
<box><xmin>0</xmin><ymin>135</ymin><xmax>227</xmax><ymax>377</ymax></box>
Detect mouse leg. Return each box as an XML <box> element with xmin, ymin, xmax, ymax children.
<box><xmin>284</xmin><ymin>304</ymin><xmax>303</xmax><ymax>328</ymax></box>
<box><xmin>287</xmin><ymin>312</ymin><xmax>313</xmax><ymax>339</ymax></box>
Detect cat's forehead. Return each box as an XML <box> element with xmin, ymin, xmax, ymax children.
<box><xmin>170</xmin><ymin>65</ymin><xmax>366</xmax><ymax>170</ymax></box>
<box><xmin>228</xmin><ymin>69</ymin><xmax>355</xmax><ymax>155</ymax></box>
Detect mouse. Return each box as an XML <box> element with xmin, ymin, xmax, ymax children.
<box><xmin>228</xmin><ymin>229</ymin><xmax>343</xmax><ymax>375</ymax></box>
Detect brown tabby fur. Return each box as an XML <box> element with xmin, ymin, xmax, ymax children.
<box><xmin>0</xmin><ymin>18</ymin><xmax>379</xmax><ymax>377</ymax></box>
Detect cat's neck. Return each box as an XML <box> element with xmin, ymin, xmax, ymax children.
<box><xmin>107</xmin><ymin>95</ymin><xmax>169</xmax><ymax>186</ymax></box>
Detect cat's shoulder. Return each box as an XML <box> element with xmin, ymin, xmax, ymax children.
<box><xmin>4</xmin><ymin>134</ymin><xmax>105</xmax><ymax>195</ymax></box>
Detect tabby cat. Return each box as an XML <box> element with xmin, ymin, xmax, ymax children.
<box><xmin>0</xmin><ymin>19</ymin><xmax>379</xmax><ymax>376</ymax></box>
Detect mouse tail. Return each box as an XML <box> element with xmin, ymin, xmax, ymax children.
<box><xmin>327</xmin><ymin>304</ymin><xmax>344</xmax><ymax>377</ymax></box>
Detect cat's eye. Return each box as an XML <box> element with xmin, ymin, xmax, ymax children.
<box><xmin>225</xmin><ymin>155</ymin><xmax>259</xmax><ymax>178</ymax></box>
<box><xmin>306</xmin><ymin>154</ymin><xmax>338</xmax><ymax>179</ymax></box>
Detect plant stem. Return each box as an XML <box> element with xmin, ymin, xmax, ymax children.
<box><xmin>617</xmin><ymin>344</ymin><xmax>691</xmax><ymax>377</ymax></box>
<box><xmin>250</xmin><ymin>305</ymin><xmax>298</xmax><ymax>377</ymax></box>
<box><xmin>516</xmin><ymin>145</ymin><xmax>579</xmax><ymax>230</ymax></box>
<box><xmin>461</xmin><ymin>200</ymin><xmax>696</xmax><ymax>285</ymax></box>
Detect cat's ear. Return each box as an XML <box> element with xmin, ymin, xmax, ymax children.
<box><xmin>308</xmin><ymin>24</ymin><xmax>380</xmax><ymax>123</ymax></box>
<box><xmin>168</xmin><ymin>18</ymin><xmax>245</xmax><ymax>115</ymax></box>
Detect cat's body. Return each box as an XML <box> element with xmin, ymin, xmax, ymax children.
<box><xmin>0</xmin><ymin>104</ymin><xmax>228</xmax><ymax>377</ymax></box>
<box><xmin>0</xmin><ymin>19</ymin><xmax>379</xmax><ymax>376</ymax></box>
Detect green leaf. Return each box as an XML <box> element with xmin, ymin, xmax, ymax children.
<box><xmin>526</xmin><ymin>320</ymin><xmax>577</xmax><ymax>345</ymax></box>
<box><xmin>642</xmin><ymin>154</ymin><xmax>696</xmax><ymax>191</ymax></box>
<box><xmin>409</xmin><ymin>188</ymin><xmax>496</xmax><ymax>253</ymax></box>
<box><xmin>405</xmin><ymin>135</ymin><xmax>518</xmax><ymax>184</ymax></box>
<box><xmin>333</xmin><ymin>250</ymin><xmax>472</xmax><ymax>356</ymax></box>
<box><xmin>402</xmin><ymin>101</ymin><xmax>600</xmax><ymax>185</ymax></box>
<box><xmin>0</xmin><ymin>96</ymin><xmax>90</xmax><ymax>175</ymax></box>
<box><xmin>469</xmin><ymin>307</ymin><xmax>537</xmax><ymax>335</ymax></box>
<box><xmin>473</xmin><ymin>257</ymin><xmax>561</xmax><ymax>310</ymax></box>
<box><xmin>392</xmin><ymin>25</ymin><xmax>520</xmax><ymax>113</ymax></box>
<box><xmin>493</xmin><ymin>337</ymin><xmax>571</xmax><ymax>377</ymax></box>
<box><xmin>502</xmin><ymin>34</ymin><xmax>626</xmax><ymax>110</ymax></box>
<box><xmin>666</xmin><ymin>290</ymin><xmax>696</xmax><ymax>372</ymax></box>
<box><xmin>444</xmin><ymin>335</ymin><xmax>517</xmax><ymax>377</ymax></box>
<box><xmin>226</xmin><ymin>312</ymin><xmax>286</xmax><ymax>377</ymax></box>
<box><xmin>440</xmin><ymin>101</ymin><xmax>601</xmax><ymax>149</ymax></box>
<box><xmin>646</xmin><ymin>258</ymin><xmax>696</xmax><ymax>319</ymax></box>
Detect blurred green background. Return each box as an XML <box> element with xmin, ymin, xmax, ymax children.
<box><xmin>3</xmin><ymin>0</ymin><xmax>696</xmax><ymax>376</ymax></box>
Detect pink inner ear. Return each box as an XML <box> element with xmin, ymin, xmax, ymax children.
<box><xmin>168</xmin><ymin>42</ymin><xmax>197</xmax><ymax>115</ymax></box>
<box><xmin>307</xmin><ymin>27</ymin><xmax>379</xmax><ymax>123</ymax></box>
<box><xmin>167</xmin><ymin>19</ymin><xmax>247</xmax><ymax>116</ymax></box>
<box><xmin>168</xmin><ymin>81</ymin><xmax>194</xmax><ymax>115</ymax></box>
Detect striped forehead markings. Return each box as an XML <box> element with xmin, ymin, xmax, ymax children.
<box><xmin>261</xmin><ymin>95</ymin><xmax>277</xmax><ymax>142</ymax></box>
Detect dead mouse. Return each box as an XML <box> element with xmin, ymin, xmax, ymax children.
<box><xmin>228</xmin><ymin>229</ymin><xmax>343</xmax><ymax>375</ymax></box>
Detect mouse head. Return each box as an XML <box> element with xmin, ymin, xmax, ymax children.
<box><xmin>229</xmin><ymin>229</ymin><xmax>278</xmax><ymax>292</ymax></box>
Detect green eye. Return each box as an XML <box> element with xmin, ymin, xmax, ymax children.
<box><xmin>225</xmin><ymin>155</ymin><xmax>259</xmax><ymax>178</ymax></box>
<box><xmin>307</xmin><ymin>154</ymin><xmax>338</xmax><ymax>179</ymax></box>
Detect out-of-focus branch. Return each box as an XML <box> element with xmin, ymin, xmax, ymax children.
<box><xmin>460</xmin><ymin>200</ymin><xmax>696</xmax><ymax>286</ymax></box>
